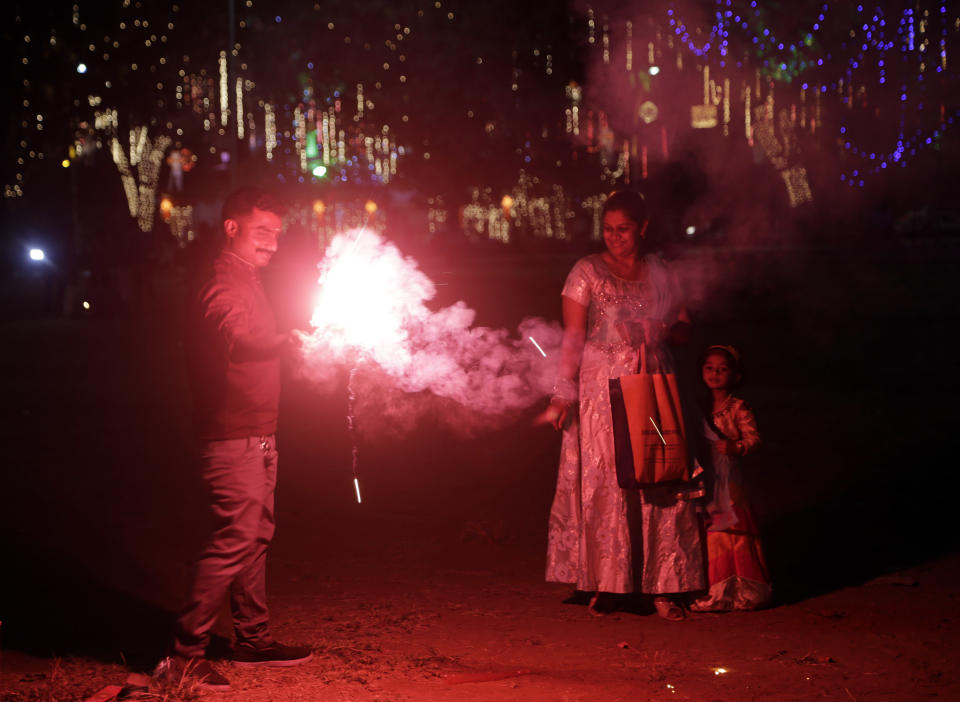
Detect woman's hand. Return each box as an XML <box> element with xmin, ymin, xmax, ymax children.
<box><xmin>537</xmin><ymin>397</ymin><xmax>574</xmax><ymax>430</ymax></box>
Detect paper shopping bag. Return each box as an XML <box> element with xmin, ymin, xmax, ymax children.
<box><xmin>609</xmin><ymin>345</ymin><xmax>690</xmax><ymax>489</ymax></box>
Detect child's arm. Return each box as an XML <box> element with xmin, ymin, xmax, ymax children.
<box><xmin>733</xmin><ymin>401</ymin><xmax>761</xmax><ymax>456</ymax></box>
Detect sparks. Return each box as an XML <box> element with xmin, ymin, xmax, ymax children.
<box><xmin>346</xmin><ymin>366</ymin><xmax>363</xmax><ymax>504</ymax></box>
<box><xmin>346</xmin><ymin>207</ymin><xmax>376</xmax><ymax>256</ymax></box>
<box><xmin>347</xmin><ymin>225</ymin><xmax>366</xmax><ymax>256</ymax></box>
<box><xmin>528</xmin><ymin>336</ymin><xmax>547</xmax><ymax>357</ymax></box>
<box><xmin>649</xmin><ymin>416</ymin><xmax>667</xmax><ymax>445</ymax></box>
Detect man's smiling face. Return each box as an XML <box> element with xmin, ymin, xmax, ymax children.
<box><xmin>224</xmin><ymin>207</ymin><xmax>283</xmax><ymax>268</ymax></box>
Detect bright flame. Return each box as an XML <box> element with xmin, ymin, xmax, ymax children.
<box><xmin>309</xmin><ymin>229</ymin><xmax>432</xmax><ymax>362</ymax></box>
<box><xmin>302</xmin><ymin>229</ymin><xmax>563</xmax><ymax>414</ymax></box>
<box><xmin>364</xmin><ymin>200</ymin><xmax>378</xmax><ymax>215</ymax></box>
<box><xmin>313</xmin><ymin>199</ymin><xmax>326</xmax><ymax>217</ymax></box>
<box><xmin>82</xmin><ymin>300</ymin><xmax>91</xmax><ymax>310</ymax></box>
<box><xmin>712</xmin><ymin>667</ymin><xmax>728</xmax><ymax>675</ymax></box>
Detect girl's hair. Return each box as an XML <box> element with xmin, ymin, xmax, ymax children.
<box><xmin>699</xmin><ymin>344</ymin><xmax>745</xmax><ymax>388</ymax></box>
<box><xmin>602</xmin><ymin>189</ymin><xmax>648</xmax><ymax>225</ymax></box>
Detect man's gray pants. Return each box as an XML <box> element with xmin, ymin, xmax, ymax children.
<box><xmin>174</xmin><ymin>434</ymin><xmax>277</xmax><ymax>658</ymax></box>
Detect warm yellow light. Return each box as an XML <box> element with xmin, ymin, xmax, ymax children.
<box><xmin>61</xmin><ymin>159</ymin><xmax>71</xmax><ymax>168</ymax></box>
<box><xmin>364</xmin><ymin>200</ymin><xmax>378</xmax><ymax>214</ymax></box>
<box><xmin>501</xmin><ymin>195</ymin><xmax>514</xmax><ymax>210</ymax></box>
<box><xmin>160</xmin><ymin>197</ymin><xmax>173</xmax><ymax>213</ymax></box>
<box><xmin>313</xmin><ymin>200</ymin><xmax>326</xmax><ymax>216</ymax></box>
<box><xmin>713</xmin><ymin>667</ymin><xmax>728</xmax><ymax>675</ymax></box>
<box><xmin>82</xmin><ymin>300</ymin><xmax>91</xmax><ymax>310</ymax></box>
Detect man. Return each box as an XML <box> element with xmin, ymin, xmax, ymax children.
<box><xmin>156</xmin><ymin>187</ymin><xmax>310</xmax><ymax>690</ymax></box>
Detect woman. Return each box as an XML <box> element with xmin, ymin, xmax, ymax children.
<box><xmin>544</xmin><ymin>190</ymin><xmax>704</xmax><ymax>620</ymax></box>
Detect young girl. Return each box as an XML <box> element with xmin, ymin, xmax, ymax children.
<box><xmin>690</xmin><ymin>345</ymin><xmax>772</xmax><ymax>611</ymax></box>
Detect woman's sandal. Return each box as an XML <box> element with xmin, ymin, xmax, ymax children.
<box><xmin>653</xmin><ymin>596</ymin><xmax>686</xmax><ymax>621</ymax></box>
<box><xmin>588</xmin><ymin>592</ymin><xmax>617</xmax><ymax>617</ymax></box>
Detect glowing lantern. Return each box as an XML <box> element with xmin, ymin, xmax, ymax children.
<box><xmin>313</xmin><ymin>200</ymin><xmax>326</xmax><ymax>220</ymax></box>
<box><xmin>159</xmin><ymin>196</ymin><xmax>174</xmax><ymax>223</ymax></box>
<box><xmin>501</xmin><ymin>195</ymin><xmax>514</xmax><ymax>219</ymax></box>
<box><xmin>364</xmin><ymin>200</ymin><xmax>378</xmax><ymax>215</ymax></box>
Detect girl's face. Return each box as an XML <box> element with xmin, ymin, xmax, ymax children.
<box><xmin>702</xmin><ymin>353</ymin><xmax>737</xmax><ymax>391</ymax></box>
<box><xmin>602</xmin><ymin>209</ymin><xmax>644</xmax><ymax>259</ymax></box>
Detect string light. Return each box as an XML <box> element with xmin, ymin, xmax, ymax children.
<box><xmin>264</xmin><ymin>102</ymin><xmax>276</xmax><ymax>161</ymax></box>
<box><xmin>586</xmin><ymin>2</ymin><xmax>959</xmax><ymax>191</ymax></box>
<box><xmin>110</xmin><ymin>126</ymin><xmax>170</xmax><ymax>231</ymax></box>
<box><xmin>7</xmin><ymin>1</ymin><xmax>959</xmax><ymax>210</ymax></box>
<box><xmin>236</xmin><ymin>76</ymin><xmax>244</xmax><ymax>139</ymax></box>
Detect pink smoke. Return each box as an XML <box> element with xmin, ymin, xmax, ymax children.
<box><xmin>299</xmin><ymin>229</ymin><xmax>563</xmax><ymax>427</ymax></box>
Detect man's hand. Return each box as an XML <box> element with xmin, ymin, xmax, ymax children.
<box><xmin>281</xmin><ymin>329</ymin><xmax>311</xmax><ymax>363</ymax></box>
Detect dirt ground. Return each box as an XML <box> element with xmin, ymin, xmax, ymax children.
<box><xmin>1</xmin><ymin>238</ymin><xmax>958</xmax><ymax>700</ymax></box>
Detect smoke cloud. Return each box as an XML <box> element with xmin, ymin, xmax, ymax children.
<box><xmin>297</xmin><ymin>229</ymin><xmax>563</xmax><ymax>435</ymax></box>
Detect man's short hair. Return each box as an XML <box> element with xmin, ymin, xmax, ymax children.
<box><xmin>221</xmin><ymin>187</ymin><xmax>287</xmax><ymax>224</ymax></box>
